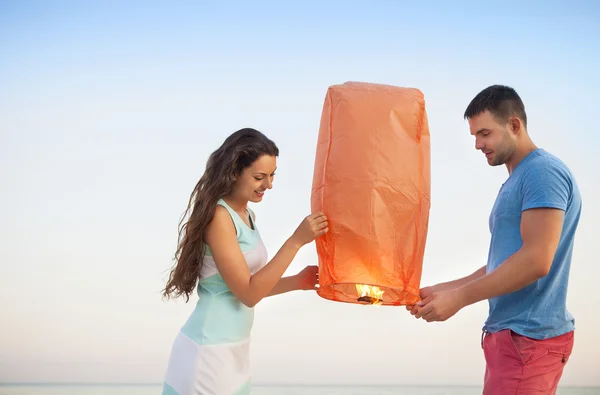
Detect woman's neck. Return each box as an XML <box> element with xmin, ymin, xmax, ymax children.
<box><xmin>222</xmin><ymin>194</ymin><xmax>248</xmax><ymax>214</ymax></box>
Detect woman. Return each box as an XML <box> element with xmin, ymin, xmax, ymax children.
<box><xmin>161</xmin><ymin>128</ymin><xmax>328</xmax><ymax>395</ymax></box>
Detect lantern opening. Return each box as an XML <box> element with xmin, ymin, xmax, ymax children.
<box><xmin>317</xmin><ymin>282</ymin><xmax>421</xmax><ymax>306</ymax></box>
<box><xmin>355</xmin><ymin>284</ymin><xmax>384</xmax><ymax>305</ymax></box>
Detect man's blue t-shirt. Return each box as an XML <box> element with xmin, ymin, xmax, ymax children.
<box><xmin>483</xmin><ymin>149</ymin><xmax>582</xmax><ymax>340</ymax></box>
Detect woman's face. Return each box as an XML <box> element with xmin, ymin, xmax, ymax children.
<box><xmin>232</xmin><ymin>154</ymin><xmax>277</xmax><ymax>203</ymax></box>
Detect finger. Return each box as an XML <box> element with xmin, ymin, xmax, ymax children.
<box><xmin>310</xmin><ymin>220</ymin><xmax>327</xmax><ymax>228</ymax></box>
<box><xmin>422</xmin><ymin>311</ymin><xmax>437</xmax><ymax>322</ymax></box>
<box><xmin>406</xmin><ymin>305</ymin><xmax>413</xmax><ymax>311</ymax></box>
<box><xmin>317</xmin><ymin>221</ymin><xmax>328</xmax><ymax>230</ymax></box>
<box><xmin>313</xmin><ymin>215</ymin><xmax>328</xmax><ymax>224</ymax></box>
<box><xmin>410</xmin><ymin>305</ymin><xmax>419</xmax><ymax>315</ymax></box>
<box><xmin>418</xmin><ymin>295</ymin><xmax>433</xmax><ymax>307</ymax></box>
<box><xmin>318</xmin><ymin>227</ymin><xmax>329</xmax><ymax>235</ymax></box>
<box><xmin>415</xmin><ymin>303</ymin><xmax>433</xmax><ymax>319</ymax></box>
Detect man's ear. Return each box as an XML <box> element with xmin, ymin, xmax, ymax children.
<box><xmin>509</xmin><ymin>116</ymin><xmax>523</xmax><ymax>135</ymax></box>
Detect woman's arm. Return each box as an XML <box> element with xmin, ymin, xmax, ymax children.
<box><xmin>267</xmin><ymin>266</ymin><xmax>319</xmax><ymax>296</ymax></box>
<box><xmin>206</xmin><ymin>206</ymin><xmax>326</xmax><ymax>307</ymax></box>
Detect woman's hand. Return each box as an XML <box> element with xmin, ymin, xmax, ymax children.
<box><xmin>290</xmin><ymin>212</ymin><xmax>328</xmax><ymax>247</ymax></box>
<box><xmin>294</xmin><ymin>265</ymin><xmax>319</xmax><ymax>290</ymax></box>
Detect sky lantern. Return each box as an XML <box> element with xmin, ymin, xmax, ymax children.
<box><xmin>311</xmin><ymin>81</ymin><xmax>431</xmax><ymax>306</ymax></box>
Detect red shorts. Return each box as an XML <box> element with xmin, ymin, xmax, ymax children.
<box><xmin>482</xmin><ymin>329</ymin><xmax>574</xmax><ymax>395</ymax></box>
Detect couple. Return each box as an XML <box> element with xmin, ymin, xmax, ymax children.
<box><xmin>160</xmin><ymin>85</ymin><xmax>581</xmax><ymax>395</ymax></box>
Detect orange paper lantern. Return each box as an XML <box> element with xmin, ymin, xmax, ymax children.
<box><xmin>311</xmin><ymin>82</ymin><xmax>431</xmax><ymax>306</ymax></box>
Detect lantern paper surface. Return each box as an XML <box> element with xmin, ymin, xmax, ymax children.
<box><xmin>311</xmin><ymin>82</ymin><xmax>431</xmax><ymax>306</ymax></box>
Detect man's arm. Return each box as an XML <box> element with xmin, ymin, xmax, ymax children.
<box><xmin>417</xmin><ymin>207</ymin><xmax>564</xmax><ymax>321</ymax></box>
<box><xmin>457</xmin><ymin>207</ymin><xmax>563</xmax><ymax>305</ymax></box>
<box><xmin>431</xmin><ymin>266</ymin><xmax>487</xmax><ymax>292</ymax></box>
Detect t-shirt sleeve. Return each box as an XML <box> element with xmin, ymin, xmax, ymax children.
<box><xmin>521</xmin><ymin>160</ymin><xmax>571</xmax><ymax>212</ymax></box>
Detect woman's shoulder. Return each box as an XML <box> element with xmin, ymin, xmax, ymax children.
<box><xmin>211</xmin><ymin>203</ymin><xmax>236</xmax><ymax>229</ymax></box>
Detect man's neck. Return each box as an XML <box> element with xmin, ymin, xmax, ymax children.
<box><xmin>506</xmin><ymin>141</ymin><xmax>538</xmax><ymax>174</ymax></box>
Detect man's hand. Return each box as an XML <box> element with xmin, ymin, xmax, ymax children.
<box><xmin>406</xmin><ymin>285</ymin><xmax>436</xmax><ymax>316</ymax></box>
<box><xmin>415</xmin><ymin>289</ymin><xmax>466</xmax><ymax>322</ymax></box>
<box><xmin>405</xmin><ymin>266</ymin><xmax>487</xmax><ymax>317</ymax></box>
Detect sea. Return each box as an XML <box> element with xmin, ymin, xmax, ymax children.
<box><xmin>0</xmin><ymin>384</ymin><xmax>598</xmax><ymax>395</ymax></box>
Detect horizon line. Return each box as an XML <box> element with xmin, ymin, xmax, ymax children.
<box><xmin>0</xmin><ymin>382</ymin><xmax>598</xmax><ymax>389</ymax></box>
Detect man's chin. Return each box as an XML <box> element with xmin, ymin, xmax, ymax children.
<box><xmin>487</xmin><ymin>156</ymin><xmax>504</xmax><ymax>166</ymax></box>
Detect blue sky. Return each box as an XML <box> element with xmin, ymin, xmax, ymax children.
<box><xmin>1</xmin><ymin>0</ymin><xmax>599</xmax><ymax>386</ymax></box>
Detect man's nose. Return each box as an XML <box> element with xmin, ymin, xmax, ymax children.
<box><xmin>475</xmin><ymin>138</ymin><xmax>485</xmax><ymax>151</ymax></box>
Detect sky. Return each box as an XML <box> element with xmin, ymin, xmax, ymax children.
<box><xmin>1</xmin><ymin>0</ymin><xmax>599</xmax><ymax>387</ymax></box>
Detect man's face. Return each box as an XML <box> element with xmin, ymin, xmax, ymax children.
<box><xmin>468</xmin><ymin>110</ymin><xmax>517</xmax><ymax>166</ymax></box>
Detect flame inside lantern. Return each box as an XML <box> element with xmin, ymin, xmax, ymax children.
<box><xmin>355</xmin><ymin>284</ymin><xmax>384</xmax><ymax>305</ymax></box>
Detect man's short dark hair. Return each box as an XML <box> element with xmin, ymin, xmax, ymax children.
<box><xmin>464</xmin><ymin>85</ymin><xmax>527</xmax><ymax>128</ymax></box>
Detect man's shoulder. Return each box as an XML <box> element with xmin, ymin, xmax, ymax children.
<box><xmin>517</xmin><ymin>149</ymin><xmax>581</xmax><ymax>211</ymax></box>
<box><xmin>521</xmin><ymin>149</ymin><xmax>574</xmax><ymax>182</ymax></box>
<box><xmin>528</xmin><ymin>149</ymin><xmax>566</xmax><ymax>167</ymax></box>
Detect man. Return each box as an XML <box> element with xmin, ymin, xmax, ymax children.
<box><xmin>408</xmin><ymin>85</ymin><xmax>581</xmax><ymax>394</ymax></box>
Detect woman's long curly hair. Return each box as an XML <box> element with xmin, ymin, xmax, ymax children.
<box><xmin>162</xmin><ymin>128</ymin><xmax>279</xmax><ymax>301</ymax></box>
